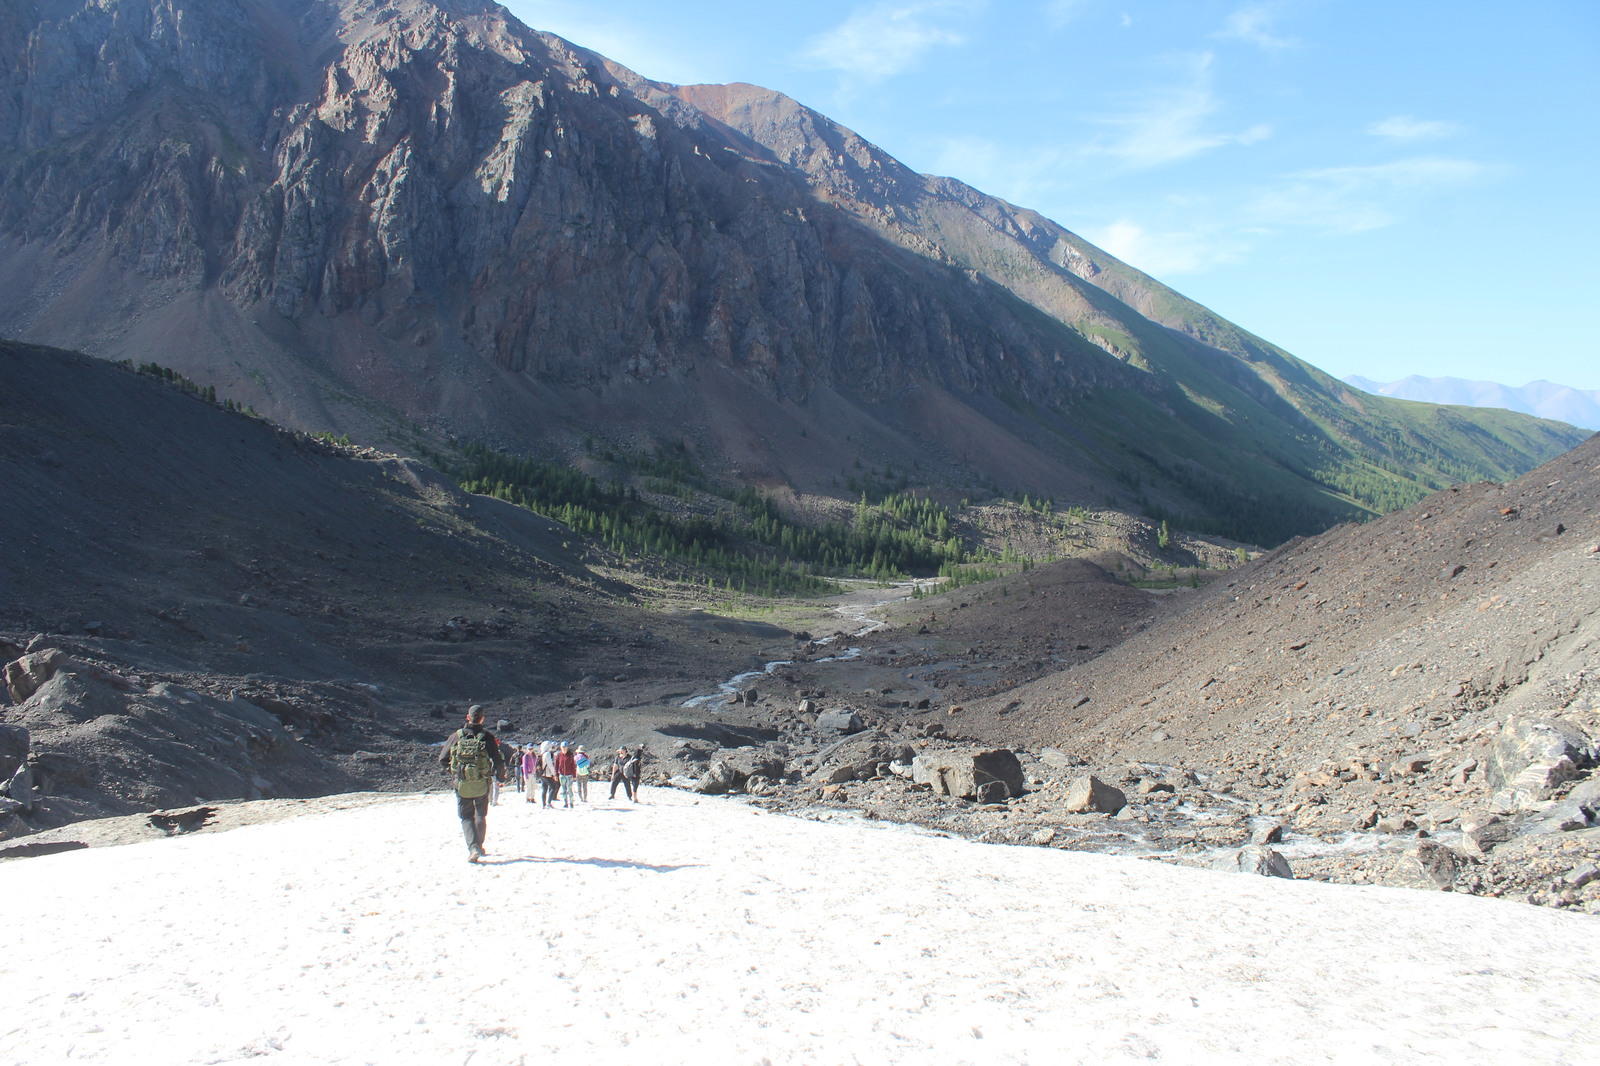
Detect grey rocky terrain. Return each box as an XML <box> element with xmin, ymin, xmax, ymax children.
<box><xmin>1</xmin><ymin>0</ymin><xmax>1595</xmax><ymax>921</ymax></box>
<box><xmin>540</xmin><ymin>436</ymin><xmax>1600</xmax><ymax>913</ymax></box>
<box><xmin>4</xmin><ymin>340</ymin><xmax>1597</xmax><ymax>917</ymax></box>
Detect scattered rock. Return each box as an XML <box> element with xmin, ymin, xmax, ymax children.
<box><xmin>2</xmin><ymin>758</ymin><xmax>35</xmax><ymax>815</ymax></box>
<box><xmin>1061</xmin><ymin>775</ymin><xmax>1126</xmax><ymax>815</ymax></box>
<box><xmin>1036</xmin><ymin>748</ymin><xmax>1076</xmax><ymax>770</ymax></box>
<box><xmin>1562</xmin><ymin>863</ymin><xmax>1599</xmax><ymax>889</ymax></box>
<box><xmin>1375</xmin><ymin>813</ymin><xmax>1417</xmax><ymax>833</ymax></box>
<box><xmin>4</xmin><ymin>649</ymin><xmax>133</xmax><ymax>704</ymax></box>
<box><xmin>1251</xmin><ymin>822</ymin><xmax>1284</xmax><ymax>845</ymax></box>
<box><xmin>816</xmin><ymin>709</ymin><xmax>864</xmax><ymax>734</ymax></box>
<box><xmin>1386</xmin><ymin>840</ymin><xmax>1469</xmax><ymax>891</ymax></box>
<box><xmin>694</xmin><ymin>759</ymin><xmax>742</xmax><ymax>795</ymax></box>
<box><xmin>911</xmin><ymin>749</ymin><xmax>1025</xmax><ymax>801</ymax></box>
<box><xmin>1484</xmin><ymin>717</ymin><xmax>1596</xmax><ymax>791</ymax></box>
<box><xmin>0</xmin><ymin>724</ymin><xmax>28</xmax><ymax>782</ymax></box>
<box><xmin>147</xmin><ymin>806</ymin><xmax>218</xmax><ymax>834</ymax></box>
<box><xmin>1461</xmin><ymin>816</ymin><xmax>1518</xmax><ymax>855</ymax></box>
<box><xmin>1210</xmin><ymin>846</ymin><xmax>1293</xmax><ymax>878</ymax></box>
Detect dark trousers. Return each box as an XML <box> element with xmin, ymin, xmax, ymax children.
<box><xmin>609</xmin><ymin>772</ymin><xmax>633</xmax><ymax>800</ymax></box>
<box><xmin>456</xmin><ymin>793</ymin><xmax>489</xmax><ymax>847</ymax></box>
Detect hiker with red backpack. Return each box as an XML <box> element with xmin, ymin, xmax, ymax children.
<box><xmin>554</xmin><ymin>741</ymin><xmax>578</xmax><ymax>809</ymax></box>
<box><xmin>439</xmin><ymin>706</ymin><xmax>508</xmax><ymax>863</ymax></box>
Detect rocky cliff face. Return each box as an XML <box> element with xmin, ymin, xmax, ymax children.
<box><xmin>1</xmin><ymin>0</ymin><xmax>1123</xmax><ymax>398</ymax></box>
<box><xmin>0</xmin><ymin>0</ymin><xmax>1585</xmax><ymax>542</ymax></box>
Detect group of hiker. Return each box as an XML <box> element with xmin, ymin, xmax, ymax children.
<box><xmin>438</xmin><ymin>705</ymin><xmax>647</xmax><ymax>862</ymax></box>
<box><xmin>516</xmin><ymin>740</ymin><xmax>644</xmax><ymax>808</ymax></box>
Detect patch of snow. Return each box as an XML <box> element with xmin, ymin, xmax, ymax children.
<box><xmin>2</xmin><ymin>789</ymin><xmax>1596</xmax><ymax>1064</ymax></box>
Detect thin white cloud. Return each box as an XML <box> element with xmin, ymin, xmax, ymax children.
<box><xmin>1068</xmin><ymin>156</ymin><xmax>1494</xmax><ymax>279</ymax></box>
<box><xmin>1246</xmin><ymin>157</ymin><xmax>1491</xmax><ymax>233</ymax></box>
<box><xmin>800</xmin><ymin>1</ymin><xmax>985</xmax><ymax>87</ymax></box>
<box><xmin>1042</xmin><ymin>0</ymin><xmax>1091</xmax><ymax>29</ymax></box>
<box><xmin>1085</xmin><ymin>52</ymin><xmax>1272</xmax><ymax>169</ymax></box>
<box><xmin>1083</xmin><ymin>219</ymin><xmax>1250</xmax><ymax>276</ymax></box>
<box><xmin>1368</xmin><ymin>115</ymin><xmax>1465</xmax><ymax>142</ymax></box>
<box><xmin>1215</xmin><ymin>3</ymin><xmax>1297</xmax><ymax>49</ymax></box>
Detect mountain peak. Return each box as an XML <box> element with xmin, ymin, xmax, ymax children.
<box><xmin>1345</xmin><ymin>374</ymin><xmax>1600</xmax><ymax>431</ymax></box>
<box><xmin>0</xmin><ymin>0</ymin><xmax>1586</xmax><ymax>544</ymax></box>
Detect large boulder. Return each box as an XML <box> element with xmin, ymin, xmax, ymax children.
<box><xmin>1210</xmin><ymin>846</ymin><xmax>1293</xmax><ymax>878</ymax></box>
<box><xmin>0</xmin><ymin>724</ymin><xmax>27</xmax><ymax>781</ymax></box>
<box><xmin>1567</xmin><ymin>776</ymin><xmax>1600</xmax><ymax>810</ymax></box>
<box><xmin>9</xmin><ymin>669</ymin><xmax>345</xmax><ymax>817</ymax></box>
<box><xmin>1061</xmin><ymin>775</ymin><xmax>1127</xmax><ymax>814</ymax></box>
<box><xmin>1460</xmin><ymin>814</ymin><xmax>1520</xmax><ymax>855</ymax></box>
<box><xmin>693</xmin><ymin>759</ymin><xmax>742</xmax><ymax>795</ymax></box>
<box><xmin>695</xmin><ymin>746</ymin><xmax>787</xmax><ymax>793</ymax></box>
<box><xmin>717</xmin><ymin>746</ymin><xmax>786</xmax><ymax>782</ymax></box>
<box><xmin>1385</xmin><ymin>840</ymin><xmax>1470</xmax><ymax>891</ymax></box>
<box><xmin>1484</xmin><ymin>717</ymin><xmax>1597</xmax><ymax>791</ymax></box>
<box><xmin>911</xmin><ymin>749</ymin><xmax>1025</xmax><ymax>801</ymax></box>
<box><xmin>816</xmin><ymin>709</ymin><xmax>864</xmax><ymax>734</ymax></box>
<box><xmin>4</xmin><ymin>649</ymin><xmax>134</xmax><ymax>704</ymax></box>
<box><xmin>1520</xmin><ymin>800</ymin><xmax>1593</xmax><ymax>836</ymax></box>
<box><xmin>813</xmin><ymin>730</ymin><xmax>908</xmax><ymax>783</ymax></box>
<box><xmin>1</xmin><ymin>757</ymin><xmax>35</xmax><ymax>814</ymax></box>
<box><xmin>1520</xmin><ymin>776</ymin><xmax>1600</xmax><ymax>836</ymax></box>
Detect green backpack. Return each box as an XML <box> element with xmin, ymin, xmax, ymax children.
<box><xmin>450</xmin><ymin>730</ymin><xmax>493</xmax><ymax>798</ymax></box>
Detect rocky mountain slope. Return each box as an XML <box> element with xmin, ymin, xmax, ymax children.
<box><xmin>0</xmin><ymin>339</ymin><xmax>788</xmax><ymax>828</ymax></box>
<box><xmin>0</xmin><ymin>0</ymin><xmax>1584</xmax><ymax>545</ymax></box>
<box><xmin>793</xmin><ymin>431</ymin><xmax>1599</xmax><ymax>907</ymax></box>
<box><xmin>4</xmin><ymin>336</ymin><xmax>1597</xmax><ymax>915</ymax></box>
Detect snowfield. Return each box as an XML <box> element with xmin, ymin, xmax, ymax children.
<box><xmin>2</xmin><ymin>788</ymin><xmax>1597</xmax><ymax>1065</ymax></box>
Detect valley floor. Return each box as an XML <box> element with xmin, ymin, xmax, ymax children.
<box><xmin>3</xmin><ymin>789</ymin><xmax>1596</xmax><ymax>1065</ymax></box>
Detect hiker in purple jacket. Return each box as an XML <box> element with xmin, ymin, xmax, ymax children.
<box><xmin>521</xmin><ymin>745</ymin><xmax>539</xmax><ymax>803</ymax></box>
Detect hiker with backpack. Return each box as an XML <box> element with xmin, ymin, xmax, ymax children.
<box><xmin>575</xmin><ymin>746</ymin><xmax>592</xmax><ymax>802</ymax></box>
<box><xmin>608</xmin><ymin>747</ymin><xmax>633</xmax><ymax>802</ymax></box>
<box><xmin>538</xmin><ymin>741</ymin><xmax>560</xmax><ymax>808</ymax></box>
<box><xmin>438</xmin><ymin>706</ymin><xmax>508</xmax><ymax>863</ymax></box>
<box><xmin>554</xmin><ymin>741</ymin><xmax>577</xmax><ymax>809</ymax></box>
<box><xmin>626</xmin><ymin>745</ymin><xmax>645</xmax><ymax>803</ymax></box>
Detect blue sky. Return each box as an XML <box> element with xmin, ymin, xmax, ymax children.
<box><xmin>501</xmin><ymin>1</ymin><xmax>1600</xmax><ymax>391</ymax></box>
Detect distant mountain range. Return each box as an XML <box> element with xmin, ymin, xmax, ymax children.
<box><xmin>1345</xmin><ymin>376</ymin><xmax>1600</xmax><ymax>431</ymax></box>
<box><xmin>0</xmin><ymin>0</ymin><xmax>1587</xmax><ymax>546</ymax></box>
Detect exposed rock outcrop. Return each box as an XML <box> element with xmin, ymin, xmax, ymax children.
<box><xmin>911</xmin><ymin>749</ymin><xmax>1024</xmax><ymax>802</ymax></box>
<box><xmin>0</xmin><ymin>1</ymin><xmax>1580</xmax><ymax>542</ymax></box>
<box><xmin>4</xmin><ymin>663</ymin><xmax>350</xmax><ymax>830</ymax></box>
